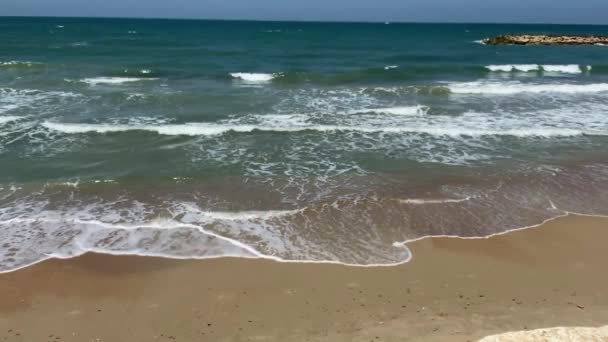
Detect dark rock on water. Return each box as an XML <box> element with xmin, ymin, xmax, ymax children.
<box><xmin>483</xmin><ymin>35</ymin><xmax>608</xmax><ymax>46</ymax></box>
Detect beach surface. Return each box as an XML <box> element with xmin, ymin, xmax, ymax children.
<box><xmin>1</xmin><ymin>214</ymin><xmax>608</xmax><ymax>341</ymax></box>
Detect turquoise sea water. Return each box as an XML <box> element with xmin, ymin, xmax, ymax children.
<box><xmin>1</xmin><ymin>17</ymin><xmax>608</xmax><ymax>271</ymax></box>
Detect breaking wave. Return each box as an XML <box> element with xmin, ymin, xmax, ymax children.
<box><xmin>448</xmin><ymin>81</ymin><xmax>608</xmax><ymax>95</ymax></box>
<box><xmin>230</xmin><ymin>73</ymin><xmax>280</xmax><ymax>83</ymax></box>
<box><xmin>485</xmin><ymin>64</ymin><xmax>591</xmax><ymax>74</ymax></box>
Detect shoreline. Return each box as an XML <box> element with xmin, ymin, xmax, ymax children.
<box><xmin>2</xmin><ymin>214</ymin><xmax>608</xmax><ymax>341</ymax></box>
<box><xmin>2</xmin><ymin>211</ymin><xmax>605</xmax><ymax>275</ymax></box>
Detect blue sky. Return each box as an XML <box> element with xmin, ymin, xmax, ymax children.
<box><xmin>2</xmin><ymin>0</ymin><xmax>608</xmax><ymax>24</ymax></box>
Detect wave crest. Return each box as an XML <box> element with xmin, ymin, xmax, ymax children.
<box><xmin>448</xmin><ymin>81</ymin><xmax>608</xmax><ymax>95</ymax></box>
<box><xmin>79</xmin><ymin>77</ymin><xmax>158</xmax><ymax>85</ymax></box>
<box><xmin>230</xmin><ymin>73</ymin><xmax>279</xmax><ymax>83</ymax></box>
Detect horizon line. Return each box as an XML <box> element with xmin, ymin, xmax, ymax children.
<box><xmin>1</xmin><ymin>15</ymin><xmax>607</xmax><ymax>27</ymax></box>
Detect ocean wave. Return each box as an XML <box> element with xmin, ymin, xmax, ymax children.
<box><xmin>485</xmin><ymin>64</ymin><xmax>591</xmax><ymax>74</ymax></box>
<box><xmin>0</xmin><ymin>61</ymin><xmax>44</xmax><ymax>68</ymax></box>
<box><xmin>542</xmin><ymin>64</ymin><xmax>590</xmax><ymax>74</ymax></box>
<box><xmin>79</xmin><ymin>77</ymin><xmax>159</xmax><ymax>85</ymax></box>
<box><xmin>40</xmin><ymin>121</ymin><xmax>595</xmax><ymax>137</ymax></box>
<box><xmin>448</xmin><ymin>81</ymin><xmax>608</xmax><ymax>95</ymax></box>
<box><xmin>230</xmin><ymin>72</ymin><xmax>279</xmax><ymax>83</ymax></box>
<box><xmin>3</xmin><ymin>163</ymin><xmax>608</xmax><ymax>273</ymax></box>
<box><xmin>0</xmin><ymin>88</ymin><xmax>82</xmax><ymax>116</ymax></box>
<box><xmin>486</xmin><ymin>64</ymin><xmax>540</xmax><ymax>72</ymax></box>
<box><xmin>345</xmin><ymin>105</ymin><xmax>429</xmax><ymax>116</ymax></box>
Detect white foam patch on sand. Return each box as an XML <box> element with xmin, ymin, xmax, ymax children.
<box><xmin>80</xmin><ymin>77</ymin><xmax>158</xmax><ymax>85</ymax></box>
<box><xmin>486</xmin><ymin>64</ymin><xmax>540</xmax><ymax>72</ymax></box>
<box><xmin>230</xmin><ymin>73</ymin><xmax>278</xmax><ymax>83</ymax></box>
<box><xmin>0</xmin><ymin>196</ymin><xmax>412</xmax><ymax>273</ymax></box>
<box><xmin>478</xmin><ymin>325</ymin><xmax>608</xmax><ymax>341</ymax></box>
<box><xmin>448</xmin><ymin>81</ymin><xmax>608</xmax><ymax>95</ymax></box>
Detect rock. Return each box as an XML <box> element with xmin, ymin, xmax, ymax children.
<box><xmin>483</xmin><ymin>35</ymin><xmax>608</xmax><ymax>46</ymax></box>
<box><xmin>478</xmin><ymin>325</ymin><xmax>608</xmax><ymax>342</ymax></box>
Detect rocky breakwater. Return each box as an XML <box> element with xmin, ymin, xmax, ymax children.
<box><xmin>484</xmin><ymin>35</ymin><xmax>608</xmax><ymax>46</ymax></box>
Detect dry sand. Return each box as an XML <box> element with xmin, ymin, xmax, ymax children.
<box><xmin>1</xmin><ymin>214</ymin><xmax>608</xmax><ymax>341</ymax></box>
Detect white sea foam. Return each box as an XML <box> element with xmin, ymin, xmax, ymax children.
<box><xmin>384</xmin><ymin>65</ymin><xmax>398</xmax><ymax>70</ymax></box>
<box><xmin>347</xmin><ymin>106</ymin><xmax>429</xmax><ymax>116</ymax></box>
<box><xmin>399</xmin><ymin>197</ymin><xmax>472</xmax><ymax>205</ymax></box>
<box><xmin>0</xmin><ymin>61</ymin><xmax>42</xmax><ymax>67</ymax></box>
<box><xmin>198</xmin><ymin>210</ymin><xmax>300</xmax><ymax>221</ymax></box>
<box><xmin>230</xmin><ymin>73</ymin><xmax>278</xmax><ymax>83</ymax></box>
<box><xmin>541</xmin><ymin>64</ymin><xmax>584</xmax><ymax>74</ymax></box>
<box><xmin>126</xmin><ymin>93</ymin><xmax>147</xmax><ymax>100</ymax></box>
<box><xmin>80</xmin><ymin>77</ymin><xmax>158</xmax><ymax>85</ymax></box>
<box><xmin>0</xmin><ymin>88</ymin><xmax>81</xmax><ymax>117</ymax></box>
<box><xmin>448</xmin><ymin>81</ymin><xmax>608</xmax><ymax>95</ymax></box>
<box><xmin>41</xmin><ymin>121</ymin><xmax>596</xmax><ymax>138</ymax></box>
<box><xmin>486</xmin><ymin>64</ymin><xmax>593</xmax><ymax>74</ymax></box>
<box><xmin>486</xmin><ymin>64</ymin><xmax>540</xmax><ymax>72</ymax></box>
<box><xmin>0</xmin><ymin>116</ymin><xmax>23</xmax><ymax>125</ymax></box>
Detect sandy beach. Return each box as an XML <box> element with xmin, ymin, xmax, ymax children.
<box><xmin>1</xmin><ymin>214</ymin><xmax>608</xmax><ymax>341</ymax></box>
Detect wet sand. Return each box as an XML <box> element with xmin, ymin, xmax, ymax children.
<box><xmin>1</xmin><ymin>214</ymin><xmax>608</xmax><ymax>341</ymax></box>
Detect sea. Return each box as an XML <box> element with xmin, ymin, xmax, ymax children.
<box><xmin>1</xmin><ymin>17</ymin><xmax>608</xmax><ymax>272</ymax></box>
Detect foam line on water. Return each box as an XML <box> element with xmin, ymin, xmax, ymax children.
<box><xmin>398</xmin><ymin>197</ymin><xmax>472</xmax><ymax>204</ymax></box>
<box><xmin>345</xmin><ymin>105</ymin><xmax>429</xmax><ymax>116</ymax></box>
<box><xmin>41</xmin><ymin>121</ymin><xmax>597</xmax><ymax>137</ymax></box>
<box><xmin>486</xmin><ymin>64</ymin><xmax>540</xmax><ymax>72</ymax></box>
<box><xmin>485</xmin><ymin>64</ymin><xmax>591</xmax><ymax>74</ymax></box>
<box><xmin>448</xmin><ymin>81</ymin><xmax>608</xmax><ymax>95</ymax></box>
<box><xmin>0</xmin><ymin>61</ymin><xmax>43</xmax><ymax>67</ymax></box>
<box><xmin>80</xmin><ymin>77</ymin><xmax>158</xmax><ymax>85</ymax></box>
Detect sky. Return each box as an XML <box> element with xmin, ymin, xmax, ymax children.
<box><xmin>2</xmin><ymin>0</ymin><xmax>608</xmax><ymax>25</ymax></box>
